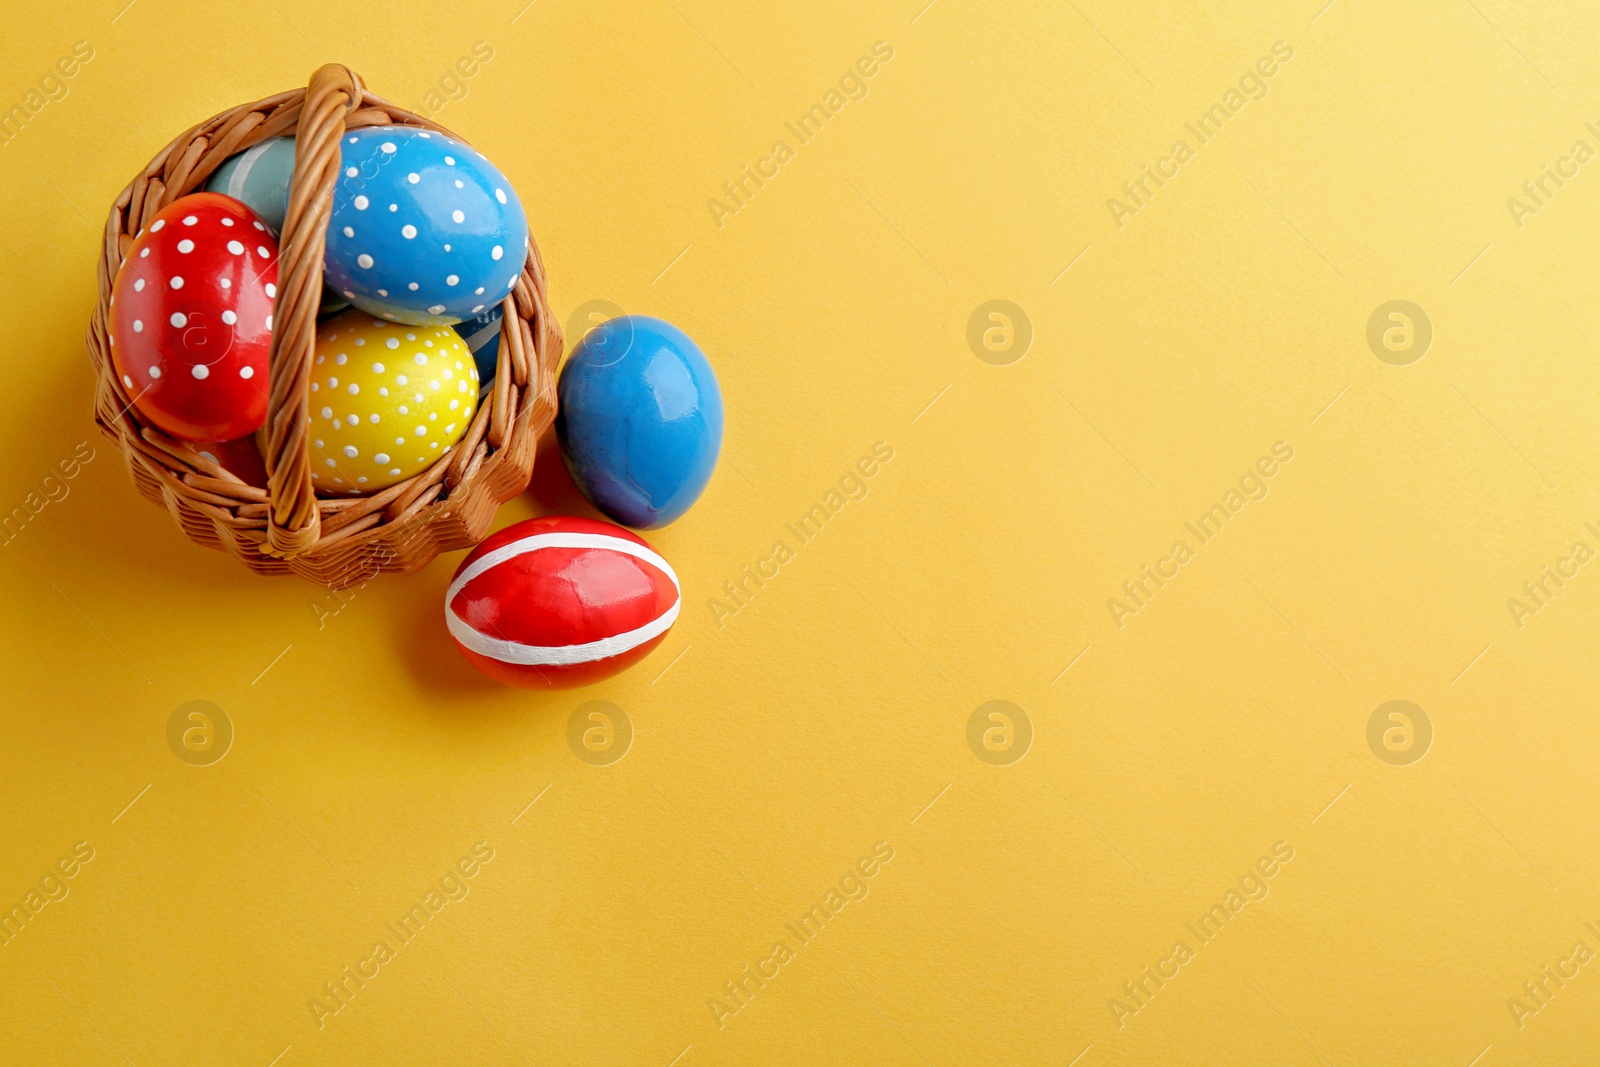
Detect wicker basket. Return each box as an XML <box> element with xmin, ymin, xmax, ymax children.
<box><xmin>86</xmin><ymin>65</ymin><xmax>561</xmax><ymax>589</ymax></box>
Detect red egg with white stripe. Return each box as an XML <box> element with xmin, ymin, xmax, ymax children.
<box><xmin>446</xmin><ymin>516</ymin><xmax>681</xmax><ymax>689</ymax></box>
<box><xmin>108</xmin><ymin>192</ymin><xmax>278</xmax><ymax>442</ymax></box>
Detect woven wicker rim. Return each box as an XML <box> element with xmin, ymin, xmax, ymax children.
<box><xmin>85</xmin><ymin>65</ymin><xmax>561</xmax><ymax>588</ymax></box>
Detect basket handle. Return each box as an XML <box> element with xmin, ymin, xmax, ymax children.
<box><xmin>262</xmin><ymin>64</ymin><xmax>363</xmax><ymax>558</ymax></box>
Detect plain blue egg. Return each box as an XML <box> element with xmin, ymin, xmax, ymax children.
<box><xmin>324</xmin><ymin>127</ymin><xmax>528</xmax><ymax>326</ymax></box>
<box><xmin>556</xmin><ymin>316</ymin><xmax>723</xmax><ymax>529</ymax></box>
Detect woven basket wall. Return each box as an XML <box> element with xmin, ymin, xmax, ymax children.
<box><xmin>85</xmin><ymin>64</ymin><xmax>560</xmax><ymax>589</ymax></box>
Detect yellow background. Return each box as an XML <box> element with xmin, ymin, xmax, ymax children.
<box><xmin>3</xmin><ymin>0</ymin><xmax>1599</xmax><ymax>1063</ymax></box>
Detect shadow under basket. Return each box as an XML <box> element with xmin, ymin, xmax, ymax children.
<box><xmin>86</xmin><ymin>64</ymin><xmax>561</xmax><ymax>589</ymax></box>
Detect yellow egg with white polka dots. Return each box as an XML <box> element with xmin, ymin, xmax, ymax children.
<box><xmin>308</xmin><ymin>310</ymin><xmax>480</xmax><ymax>494</ymax></box>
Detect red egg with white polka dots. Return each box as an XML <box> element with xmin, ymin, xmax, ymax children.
<box><xmin>109</xmin><ymin>192</ymin><xmax>279</xmax><ymax>442</ymax></box>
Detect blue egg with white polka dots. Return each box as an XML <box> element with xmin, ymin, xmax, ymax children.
<box><xmin>324</xmin><ymin>127</ymin><xmax>527</xmax><ymax>327</ymax></box>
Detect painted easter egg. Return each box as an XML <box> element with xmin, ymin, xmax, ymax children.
<box><xmin>324</xmin><ymin>127</ymin><xmax>528</xmax><ymax>326</ymax></box>
<box><xmin>204</xmin><ymin>136</ymin><xmax>296</xmax><ymax>233</ymax></box>
<box><xmin>308</xmin><ymin>309</ymin><xmax>479</xmax><ymax>494</ymax></box>
<box><xmin>452</xmin><ymin>303</ymin><xmax>502</xmax><ymax>394</ymax></box>
<box><xmin>556</xmin><ymin>316</ymin><xmax>723</xmax><ymax>529</ymax></box>
<box><xmin>108</xmin><ymin>192</ymin><xmax>278</xmax><ymax>442</ymax></box>
<box><xmin>446</xmin><ymin>516</ymin><xmax>681</xmax><ymax>689</ymax></box>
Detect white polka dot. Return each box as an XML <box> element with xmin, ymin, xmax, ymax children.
<box><xmin>254</xmin><ymin>222</ymin><xmax>265</xmax><ymax>230</ymax></box>
<box><xmin>444</xmin><ymin>244</ymin><xmax>451</xmax><ymax>252</ymax></box>
<box><xmin>406</xmin><ymin>333</ymin><xmax>416</xmax><ymax>341</ymax></box>
<box><xmin>170</xmin><ymin>276</ymin><xmax>184</xmax><ymax>289</ymax></box>
<box><xmin>381</xmin><ymin>142</ymin><xmax>396</xmax><ymax>154</ymax></box>
<box><xmin>265</xmin><ymin>283</ymin><xmax>276</xmax><ymax>298</ymax></box>
<box><xmin>428</xmin><ymin>304</ymin><xmax>445</xmax><ymax>315</ymax></box>
<box><xmin>343</xmin><ymin>290</ymin><xmax>355</xmax><ymax>298</ymax></box>
<box><xmin>397</xmin><ymin>375</ymin><xmax>408</xmax><ymax>385</ymax></box>
<box><xmin>182</xmin><ymin>215</ymin><xmax>198</xmax><ymax>226</ymax></box>
<box><xmin>265</xmin><ymin>315</ymin><xmax>273</xmax><ymax>330</ymax></box>
<box><xmin>227</xmin><ymin>240</ymin><xmax>244</xmax><ymax>254</ymax></box>
<box><xmin>346</xmin><ymin>167</ymin><xmax>359</xmax><ymax>178</ymax></box>
<box><xmin>389</xmin><ymin>204</ymin><xmax>398</xmax><ymax>212</ymax></box>
<box><xmin>354</xmin><ymin>196</ymin><xmax>369</xmax><ymax>210</ymax></box>
<box><xmin>450</xmin><ymin>399</ymin><xmax>460</xmax><ymax>410</ymax></box>
<box><xmin>348</xmin><ymin>136</ymin><xmax>357</xmax><ymax>143</ymax></box>
<box><xmin>471</xmin><ymin>304</ymin><xmax>484</xmax><ymax>314</ymax></box>
<box><xmin>369</xmin><ymin>413</ymin><xmax>379</xmax><ymax>423</ymax></box>
<box><xmin>414</xmin><ymin>353</ymin><xmax>428</xmax><ymax>365</ymax></box>
<box><xmin>311</xmin><ymin>382</ymin><xmax>319</xmax><ymax>392</ymax></box>
<box><xmin>335</xmin><ymin>353</ymin><xmax>348</xmax><ymax>365</ymax></box>
<box><xmin>240</xmin><ymin>366</ymin><xmax>254</xmax><ymax>379</ymax></box>
<box><xmin>457</xmin><ymin>380</ymin><xmax>468</xmax><ymax>392</ymax></box>
<box><xmin>495</xmin><ymin>188</ymin><xmax>507</xmax><ymax>204</ymax></box>
<box><xmin>430</xmin><ymin>442</ymin><xmax>438</xmax><ymax>449</ymax></box>
<box><xmin>151</xmin><ymin>220</ymin><xmax>166</xmax><ymax>232</ymax></box>
<box><xmin>133</xmin><ymin>278</ymin><xmax>145</xmax><ymax>292</ymax></box>
<box><xmin>170</xmin><ymin>312</ymin><xmax>187</xmax><ymax>327</ymax></box>
<box><xmin>445</xmin><ymin>423</ymin><xmax>456</xmax><ymax>434</ymax></box>
<box><xmin>378</xmin><ymin>289</ymin><xmax>388</xmax><ymax>297</ymax></box>
<box><xmin>451</xmin><ymin>210</ymin><xmax>465</xmax><ymax>224</ymax></box>
<box><xmin>348</xmin><ymin>383</ymin><xmax>359</xmax><ymax>395</ymax></box>
<box><xmin>414</xmin><ymin>393</ymin><xmax>424</xmax><ymax>403</ymax></box>
<box><xmin>357</xmin><ymin>477</ymin><xmax>368</xmax><ymax>484</ymax></box>
<box><xmin>347</xmin><ymin>415</ymin><xmax>358</xmax><ymax>426</ymax></box>
<box><xmin>343</xmin><ymin>226</ymin><xmax>355</xmax><ymax>238</ymax></box>
<box><xmin>429</xmin><ymin>381</ymin><xmax>440</xmax><ymax>391</ymax></box>
<box><xmin>454</xmin><ymin>179</ymin><xmax>464</xmax><ymax>189</ymax></box>
<box><xmin>446</xmin><ymin>275</ymin><xmax>459</xmax><ymax>286</ymax></box>
<box><xmin>408</xmin><ymin>282</ymin><xmax>419</xmax><ymax>290</ymax></box>
<box><xmin>220</xmin><ymin>278</ymin><xmax>231</xmax><ymax>289</ymax></box>
<box><xmin>192</xmin><ymin>364</ymin><xmax>209</xmax><ymax>379</ymax></box>
<box><xmin>375</xmin><ymin>452</ymin><xmax>390</xmax><ymax>463</ymax></box>
<box><xmin>402</xmin><ymin>225</ymin><xmax>417</xmax><ymax>239</ymax></box>
<box><xmin>121</xmin><ymin>374</ymin><xmax>132</xmax><ymax>387</ymax></box>
<box><xmin>220</xmin><ymin>218</ymin><xmax>233</xmax><ymax>227</ymax></box>
<box><xmin>222</xmin><ymin>310</ymin><xmax>236</xmax><ymax>324</ymax></box>
<box><xmin>321</xmin><ymin>406</ymin><xmax>333</xmax><ymax>419</ymax></box>
<box><xmin>326</xmin><ymin>458</ymin><xmax>337</xmax><ymax>468</ymax></box>
<box><xmin>389</xmin><ymin>468</ymin><xmax>401</xmax><ymax>476</ymax></box>
<box><xmin>149</xmin><ymin>366</ymin><xmax>161</xmax><ymax>378</ymax></box>
<box><xmin>398</xmin><ymin>406</ymin><xmax>409</xmax><ymax>415</ymax></box>
<box><xmin>177</xmin><ymin>239</ymin><xmax>194</xmax><ymax>253</ymax></box>
<box><xmin>492</xmin><ymin>245</ymin><xmax>503</xmax><ymax>260</ymax></box>
<box><xmin>358</xmin><ymin>254</ymin><xmax>374</xmax><ymax>269</ymax></box>
<box><xmin>407</xmin><ymin>173</ymin><xmax>419</xmax><ymax>184</ymax></box>
<box><xmin>133</xmin><ymin>320</ymin><xmax>143</xmax><ymax>333</ymax></box>
<box><xmin>257</xmin><ymin>246</ymin><xmax>269</xmax><ymax>258</ymax></box>
<box><xmin>445</xmin><ymin>156</ymin><xmax>455</xmax><ymax>165</ymax></box>
<box><xmin>378</xmin><ymin>386</ymin><xmax>389</xmax><ymax>397</ymax></box>
<box><xmin>386</xmin><ymin>338</ymin><xmax>399</xmax><ymax>349</ymax></box>
<box><xmin>343</xmin><ymin>445</ymin><xmax>359</xmax><ymax>458</ymax></box>
<box><xmin>415</xmin><ymin>426</ymin><xmax>427</xmax><ymax>436</ymax></box>
<box><xmin>329</xmin><ymin>378</ymin><xmax>339</xmax><ymax>388</ymax></box>
<box><xmin>474</xmin><ymin>287</ymin><xmax>484</xmax><ymax>295</ymax></box>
